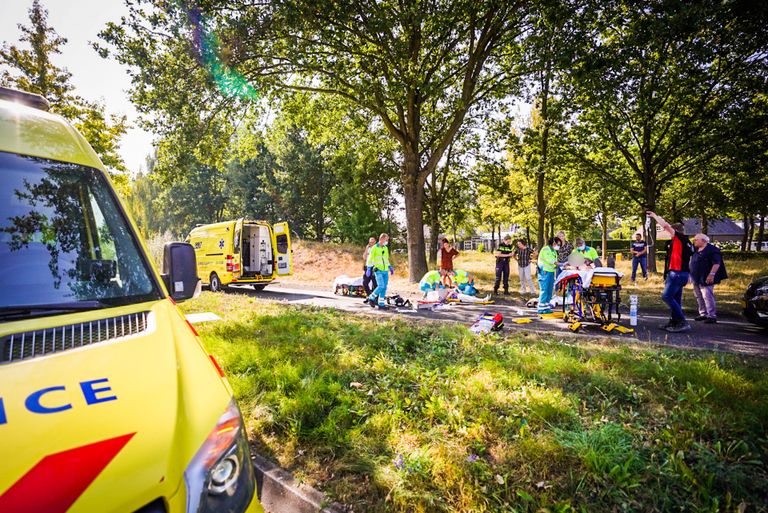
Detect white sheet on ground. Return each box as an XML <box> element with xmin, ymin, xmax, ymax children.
<box><xmin>554</xmin><ymin>267</ymin><xmax>623</xmax><ymax>288</ymax></box>
<box><xmin>333</xmin><ymin>274</ymin><xmax>364</xmax><ymax>291</ymax></box>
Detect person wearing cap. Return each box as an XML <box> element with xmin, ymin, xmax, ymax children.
<box><xmin>647</xmin><ymin>211</ymin><xmax>694</xmax><ymax>333</ymax></box>
<box><xmin>571</xmin><ymin>237</ymin><xmax>601</xmax><ymax>267</ymax></box>
<box><xmin>690</xmin><ymin>233</ymin><xmax>727</xmax><ymax>323</ymax></box>
<box><xmin>493</xmin><ymin>235</ymin><xmax>514</xmax><ymax>295</ymax></box>
<box><xmin>536</xmin><ymin>236</ymin><xmax>561</xmax><ymax>314</ymax></box>
<box><xmin>365</xmin><ymin>233</ymin><xmax>394</xmax><ymax>309</ymax></box>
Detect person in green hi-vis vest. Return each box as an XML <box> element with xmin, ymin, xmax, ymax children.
<box><xmin>536</xmin><ymin>236</ymin><xmax>562</xmax><ymax>314</ymax></box>
<box><xmin>365</xmin><ymin>233</ymin><xmax>394</xmax><ymax>309</ymax></box>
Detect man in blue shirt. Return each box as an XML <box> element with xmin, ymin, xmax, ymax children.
<box><xmin>630</xmin><ymin>233</ymin><xmax>648</xmax><ymax>282</ymax></box>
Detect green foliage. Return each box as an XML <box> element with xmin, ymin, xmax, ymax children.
<box><xmin>0</xmin><ymin>0</ymin><xmax>128</xmax><ymax>184</ymax></box>
<box><xmin>183</xmin><ymin>295</ymin><xmax>768</xmax><ymax>513</ymax></box>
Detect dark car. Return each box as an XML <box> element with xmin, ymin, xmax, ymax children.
<box><xmin>743</xmin><ymin>276</ymin><xmax>768</xmax><ymax>327</ymax></box>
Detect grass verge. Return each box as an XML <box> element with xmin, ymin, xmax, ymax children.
<box><xmin>182</xmin><ymin>292</ymin><xmax>768</xmax><ymax>513</ymax></box>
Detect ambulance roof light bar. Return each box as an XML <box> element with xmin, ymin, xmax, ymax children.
<box><xmin>0</xmin><ymin>86</ymin><xmax>50</xmax><ymax>111</ymax></box>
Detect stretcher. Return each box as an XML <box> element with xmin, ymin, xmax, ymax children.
<box><xmin>554</xmin><ymin>267</ymin><xmax>632</xmax><ymax>334</ymax></box>
<box><xmin>333</xmin><ymin>274</ymin><xmax>367</xmax><ymax>296</ymax></box>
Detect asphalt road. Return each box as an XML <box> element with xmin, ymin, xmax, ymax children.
<box><xmin>225</xmin><ymin>283</ymin><xmax>768</xmax><ymax>357</ymax></box>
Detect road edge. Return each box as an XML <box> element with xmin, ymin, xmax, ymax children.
<box><xmin>253</xmin><ymin>453</ymin><xmax>343</xmax><ymax>513</ymax></box>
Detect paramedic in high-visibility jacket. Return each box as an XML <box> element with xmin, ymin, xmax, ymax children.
<box><xmin>366</xmin><ymin>233</ymin><xmax>394</xmax><ymax>309</ymax></box>
<box><xmin>536</xmin><ymin>236</ymin><xmax>562</xmax><ymax>314</ymax></box>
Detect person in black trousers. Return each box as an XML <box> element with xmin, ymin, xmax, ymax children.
<box><xmin>493</xmin><ymin>235</ymin><xmax>515</xmax><ymax>295</ymax></box>
<box><xmin>362</xmin><ymin>236</ymin><xmax>378</xmax><ymax>296</ymax></box>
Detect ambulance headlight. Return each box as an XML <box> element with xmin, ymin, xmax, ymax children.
<box><xmin>184</xmin><ymin>399</ymin><xmax>256</xmax><ymax>513</ymax></box>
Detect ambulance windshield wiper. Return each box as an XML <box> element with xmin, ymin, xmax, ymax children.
<box><xmin>0</xmin><ymin>301</ymin><xmax>106</xmax><ymax>320</ymax></box>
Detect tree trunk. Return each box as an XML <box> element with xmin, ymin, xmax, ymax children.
<box><xmin>537</xmin><ymin>173</ymin><xmax>545</xmax><ymax>250</ymax></box>
<box><xmin>741</xmin><ymin>214</ymin><xmax>750</xmax><ymax>252</ymax></box>
<box><xmin>601</xmin><ymin>213</ymin><xmax>608</xmax><ymax>260</ymax></box>
<box><xmin>643</xmin><ymin>179</ymin><xmax>658</xmax><ymax>272</ymax></box>
<box><xmin>757</xmin><ymin>212</ymin><xmax>766</xmax><ymax>252</ymax></box>
<box><xmin>748</xmin><ymin>215</ymin><xmax>756</xmax><ymax>251</ymax></box>
<box><xmin>701</xmin><ymin>212</ymin><xmax>708</xmax><ymax>235</ymax></box>
<box><xmin>403</xmin><ymin>171</ymin><xmax>428</xmax><ymax>282</ymax></box>
<box><xmin>428</xmin><ymin>202</ymin><xmax>439</xmax><ymax>267</ymax></box>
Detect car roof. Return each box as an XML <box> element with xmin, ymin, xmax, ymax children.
<box><xmin>0</xmin><ymin>98</ymin><xmax>104</xmax><ymax>170</ymax></box>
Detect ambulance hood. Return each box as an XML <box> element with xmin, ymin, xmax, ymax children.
<box><xmin>0</xmin><ymin>299</ymin><xmax>231</xmax><ymax>513</ymax></box>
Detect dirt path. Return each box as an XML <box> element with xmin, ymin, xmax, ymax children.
<box><xmin>223</xmin><ymin>282</ymin><xmax>768</xmax><ymax>357</ymax></box>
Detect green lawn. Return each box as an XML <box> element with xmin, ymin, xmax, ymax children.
<box><xmin>182</xmin><ymin>292</ymin><xmax>768</xmax><ymax>513</ymax></box>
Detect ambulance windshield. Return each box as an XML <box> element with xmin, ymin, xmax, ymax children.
<box><xmin>0</xmin><ymin>152</ymin><xmax>161</xmax><ymax>313</ymax></box>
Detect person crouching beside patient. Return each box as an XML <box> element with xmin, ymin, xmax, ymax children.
<box><xmin>452</xmin><ymin>269</ymin><xmax>478</xmax><ymax>296</ymax></box>
<box><xmin>419</xmin><ymin>269</ymin><xmax>447</xmax><ymax>297</ymax></box>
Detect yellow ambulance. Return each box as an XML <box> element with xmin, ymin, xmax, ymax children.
<box><xmin>188</xmin><ymin>220</ymin><xmax>292</xmax><ymax>292</ymax></box>
<box><xmin>0</xmin><ymin>87</ymin><xmax>263</xmax><ymax>513</ymax></box>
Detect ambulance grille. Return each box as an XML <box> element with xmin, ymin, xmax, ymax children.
<box><xmin>0</xmin><ymin>311</ymin><xmax>150</xmax><ymax>364</ymax></box>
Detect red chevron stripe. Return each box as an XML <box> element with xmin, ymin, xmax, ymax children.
<box><xmin>0</xmin><ymin>432</ymin><xmax>136</xmax><ymax>513</ymax></box>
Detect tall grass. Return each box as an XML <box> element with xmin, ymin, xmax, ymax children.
<box><xmin>182</xmin><ymin>293</ymin><xmax>768</xmax><ymax>512</ymax></box>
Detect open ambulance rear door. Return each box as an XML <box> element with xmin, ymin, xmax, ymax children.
<box><xmin>273</xmin><ymin>222</ymin><xmax>292</xmax><ymax>276</ymax></box>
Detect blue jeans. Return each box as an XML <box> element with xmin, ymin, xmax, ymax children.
<box><xmin>662</xmin><ymin>271</ymin><xmax>689</xmax><ymax>321</ymax></box>
<box><xmin>631</xmin><ymin>255</ymin><xmax>647</xmax><ymax>280</ymax></box>
<box><xmin>537</xmin><ymin>267</ymin><xmax>555</xmax><ymax>312</ymax></box>
<box><xmin>369</xmin><ymin>270</ymin><xmax>389</xmax><ymax>305</ymax></box>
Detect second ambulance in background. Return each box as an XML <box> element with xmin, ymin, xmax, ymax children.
<box><xmin>188</xmin><ymin>219</ymin><xmax>292</xmax><ymax>292</ymax></box>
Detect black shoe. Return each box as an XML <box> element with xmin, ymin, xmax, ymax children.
<box><xmin>660</xmin><ymin>319</ymin><xmax>675</xmax><ymax>330</ymax></box>
<box><xmin>694</xmin><ymin>315</ymin><xmax>708</xmax><ymax>321</ymax></box>
<box><xmin>503</xmin><ymin>291</ymin><xmax>510</xmax><ymax>296</ymax></box>
<box><xmin>367</xmin><ymin>298</ymin><xmax>377</xmax><ymax>308</ymax></box>
<box><xmin>377</xmin><ymin>304</ymin><xmax>389</xmax><ymax>310</ymax></box>
<box><xmin>493</xmin><ymin>289</ymin><xmax>498</xmax><ymax>295</ymax></box>
<box><xmin>666</xmin><ymin>321</ymin><xmax>692</xmax><ymax>333</ymax></box>
<box><xmin>705</xmin><ymin>317</ymin><xmax>717</xmax><ymax>324</ymax></box>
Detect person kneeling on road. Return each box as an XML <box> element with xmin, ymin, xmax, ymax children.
<box><xmin>365</xmin><ymin>233</ymin><xmax>394</xmax><ymax>309</ymax></box>
<box><xmin>452</xmin><ymin>269</ymin><xmax>478</xmax><ymax>296</ymax></box>
<box><xmin>419</xmin><ymin>269</ymin><xmax>446</xmax><ymax>297</ymax></box>
<box><xmin>537</xmin><ymin>237</ymin><xmax>561</xmax><ymax>314</ymax></box>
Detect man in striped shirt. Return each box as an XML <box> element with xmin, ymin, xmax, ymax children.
<box><xmin>514</xmin><ymin>239</ymin><xmax>536</xmax><ymax>295</ymax></box>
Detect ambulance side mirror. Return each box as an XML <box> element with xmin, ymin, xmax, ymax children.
<box><xmin>161</xmin><ymin>242</ymin><xmax>201</xmax><ymax>302</ymax></box>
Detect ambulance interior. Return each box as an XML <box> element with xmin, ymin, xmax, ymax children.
<box><xmin>241</xmin><ymin>223</ymin><xmax>274</xmax><ymax>277</ymax></box>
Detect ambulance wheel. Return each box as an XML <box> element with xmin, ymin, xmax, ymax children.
<box><xmin>209</xmin><ymin>273</ymin><xmax>223</xmax><ymax>292</ymax></box>
<box><xmin>252</xmin><ymin>284</ymin><xmax>267</xmax><ymax>291</ymax></box>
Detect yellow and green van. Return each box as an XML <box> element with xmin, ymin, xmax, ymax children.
<box><xmin>188</xmin><ymin>220</ymin><xmax>292</xmax><ymax>292</ymax></box>
<box><xmin>0</xmin><ymin>87</ymin><xmax>263</xmax><ymax>513</ymax></box>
